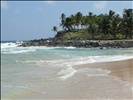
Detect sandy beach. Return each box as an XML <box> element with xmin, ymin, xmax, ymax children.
<box><xmin>2</xmin><ymin>1</ymin><xmax>133</xmax><ymax>99</ymax></box>
<box><xmin>14</xmin><ymin>59</ymin><xmax>133</xmax><ymax>100</ymax></box>
<box><xmin>76</xmin><ymin>58</ymin><xmax>133</xmax><ymax>87</ymax></box>
<box><xmin>73</xmin><ymin>58</ymin><xmax>133</xmax><ymax>99</ymax></box>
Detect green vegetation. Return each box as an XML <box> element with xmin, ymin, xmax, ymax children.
<box><xmin>53</xmin><ymin>8</ymin><xmax>133</xmax><ymax>40</ymax></box>
<box><xmin>52</xmin><ymin>26</ymin><xmax>58</xmax><ymax>36</ymax></box>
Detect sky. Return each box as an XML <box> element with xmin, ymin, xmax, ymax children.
<box><xmin>1</xmin><ymin>1</ymin><xmax>133</xmax><ymax>41</ymax></box>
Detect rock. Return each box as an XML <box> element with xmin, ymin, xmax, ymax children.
<box><xmin>18</xmin><ymin>38</ymin><xmax>133</xmax><ymax>49</ymax></box>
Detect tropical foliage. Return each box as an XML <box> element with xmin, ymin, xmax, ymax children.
<box><xmin>56</xmin><ymin>9</ymin><xmax>133</xmax><ymax>40</ymax></box>
<box><xmin>52</xmin><ymin>26</ymin><xmax>58</xmax><ymax>36</ymax></box>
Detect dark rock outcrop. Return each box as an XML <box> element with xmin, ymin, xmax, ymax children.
<box><xmin>18</xmin><ymin>38</ymin><xmax>133</xmax><ymax>49</ymax></box>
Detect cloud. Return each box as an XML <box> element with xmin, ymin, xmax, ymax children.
<box><xmin>44</xmin><ymin>1</ymin><xmax>56</xmax><ymax>5</ymax></box>
<box><xmin>1</xmin><ymin>1</ymin><xmax>9</xmax><ymax>9</ymax></box>
<box><xmin>45</xmin><ymin>1</ymin><xmax>54</xmax><ymax>4</ymax></box>
<box><xmin>93</xmin><ymin>1</ymin><xmax>106</xmax><ymax>10</ymax></box>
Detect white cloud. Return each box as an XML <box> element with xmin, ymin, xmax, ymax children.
<box><xmin>44</xmin><ymin>1</ymin><xmax>56</xmax><ymax>5</ymax></box>
<box><xmin>1</xmin><ymin>1</ymin><xmax>9</xmax><ymax>9</ymax></box>
<box><xmin>45</xmin><ymin>1</ymin><xmax>54</xmax><ymax>4</ymax></box>
<box><xmin>93</xmin><ymin>1</ymin><xmax>106</xmax><ymax>10</ymax></box>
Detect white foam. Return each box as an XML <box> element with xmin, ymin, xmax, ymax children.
<box><xmin>2</xmin><ymin>85</ymin><xmax>29</xmax><ymax>89</ymax></box>
<box><xmin>63</xmin><ymin>46</ymin><xmax>76</xmax><ymax>49</ymax></box>
<box><xmin>2</xmin><ymin>49</ymin><xmax>36</xmax><ymax>54</ymax></box>
<box><xmin>1</xmin><ymin>42</ymin><xmax>17</xmax><ymax>49</ymax></box>
<box><xmin>1</xmin><ymin>42</ymin><xmax>58</xmax><ymax>51</ymax></box>
<box><xmin>95</xmin><ymin>55</ymin><xmax>133</xmax><ymax>63</ymax></box>
<box><xmin>19</xmin><ymin>56</ymin><xmax>97</xmax><ymax>67</ymax></box>
<box><xmin>77</xmin><ymin>68</ymin><xmax>111</xmax><ymax>76</ymax></box>
<box><xmin>16</xmin><ymin>54</ymin><xmax>133</xmax><ymax>68</ymax></box>
<box><xmin>57</xmin><ymin>66</ymin><xmax>77</xmax><ymax>80</ymax></box>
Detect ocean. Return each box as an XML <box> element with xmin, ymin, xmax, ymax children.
<box><xmin>1</xmin><ymin>41</ymin><xmax>133</xmax><ymax>99</ymax></box>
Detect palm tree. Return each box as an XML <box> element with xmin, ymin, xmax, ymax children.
<box><xmin>70</xmin><ymin>14</ymin><xmax>76</xmax><ymax>30</ymax></box>
<box><xmin>62</xmin><ymin>17</ymin><xmax>73</xmax><ymax>39</ymax></box>
<box><xmin>87</xmin><ymin>12</ymin><xmax>98</xmax><ymax>39</ymax></box>
<box><xmin>75</xmin><ymin>12</ymin><xmax>82</xmax><ymax>29</ymax></box>
<box><xmin>108</xmin><ymin>10</ymin><xmax>115</xmax><ymax>19</ymax></box>
<box><xmin>108</xmin><ymin>14</ymin><xmax>121</xmax><ymax>39</ymax></box>
<box><xmin>52</xmin><ymin>26</ymin><xmax>58</xmax><ymax>36</ymax></box>
<box><xmin>88</xmin><ymin>12</ymin><xmax>94</xmax><ymax>29</ymax></box>
<box><xmin>99</xmin><ymin>15</ymin><xmax>110</xmax><ymax>39</ymax></box>
<box><xmin>84</xmin><ymin>15</ymin><xmax>89</xmax><ymax>28</ymax></box>
<box><xmin>60</xmin><ymin>13</ymin><xmax>66</xmax><ymax>30</ymax></box>
<box><xmin>122</xmin><ymin>9</ymin><xmax>133</xmax><ymax>38</ymax></box>
<box><xmin>60</xmin><ymin>13</ymin><xmax>66</xmax><ymax>20</ymax></box>
<box><xmin>81</xmin><ymin>16</ymin><xmax>86</xmax><ymax>29</ymax></box>
<box><xmin>88</xmin><ymin>12</ymin><xmax>93</xmax><ymax>18</ymax></box>
<box><xmin>87</xmin><ymin>24</ymin><xmax>98</xmax><ymax>39</ymax></box>
<box><xmin>57</xmin><ymin>8</ymin><xmax>133</xmax><ymax>40</ymax></box>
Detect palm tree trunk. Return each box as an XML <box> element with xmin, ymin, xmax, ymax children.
<box><xmin>54</xmin><ymin>31</ymin><xmax>55</xmax><ymax>36</ymax></box>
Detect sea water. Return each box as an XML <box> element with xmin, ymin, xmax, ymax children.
<box><xmin>1</xmin><ymin>41</ymin><xmax>133</xmax><ymax>99</ymax></box>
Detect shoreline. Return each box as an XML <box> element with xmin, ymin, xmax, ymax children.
<box><xmin>75</xmin><ymin>58</ymin><xmax>133</xmax><ymax>87</ymax></box>
<box><xmin>18</xmin><ymin>58</ymin><xmax>133</xmax><ymax>99</ymax></box>
<box><xmin>2</xmin><ymin>58</ymin><xmax>132</xmax><ymax>99</ymax></box>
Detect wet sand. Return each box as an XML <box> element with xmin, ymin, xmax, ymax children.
<box><xmin>76</xmin><ymin>58</ymin><xmax>133</xmax><ymax>86</ymax></box>
<box><xmin>74</xmin><ymin>58</ymin><xmax>133</xmax><ymax>99</ymax></box>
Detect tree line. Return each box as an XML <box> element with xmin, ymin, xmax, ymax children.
<box><xmin>52</xmin><ymin>9</ymin><xmax>133</xmax><ymax>40</ymax></box>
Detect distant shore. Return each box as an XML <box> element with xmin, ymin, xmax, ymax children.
<box><xmin>18</xmin><ymin>38</ymin><xmax>133</xmax><ymax>48</ymax></box>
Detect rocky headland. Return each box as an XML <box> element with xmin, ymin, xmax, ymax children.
<box><xmin>18</xmin><ymin>38</ymin><xmax>133</xmax><ymax>49</ymax></box>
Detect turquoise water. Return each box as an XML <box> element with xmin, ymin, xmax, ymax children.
<box><xmin>1</xmin><ymin>41</ymin><xmax>133</xmax><ymax>99</ymax></box>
